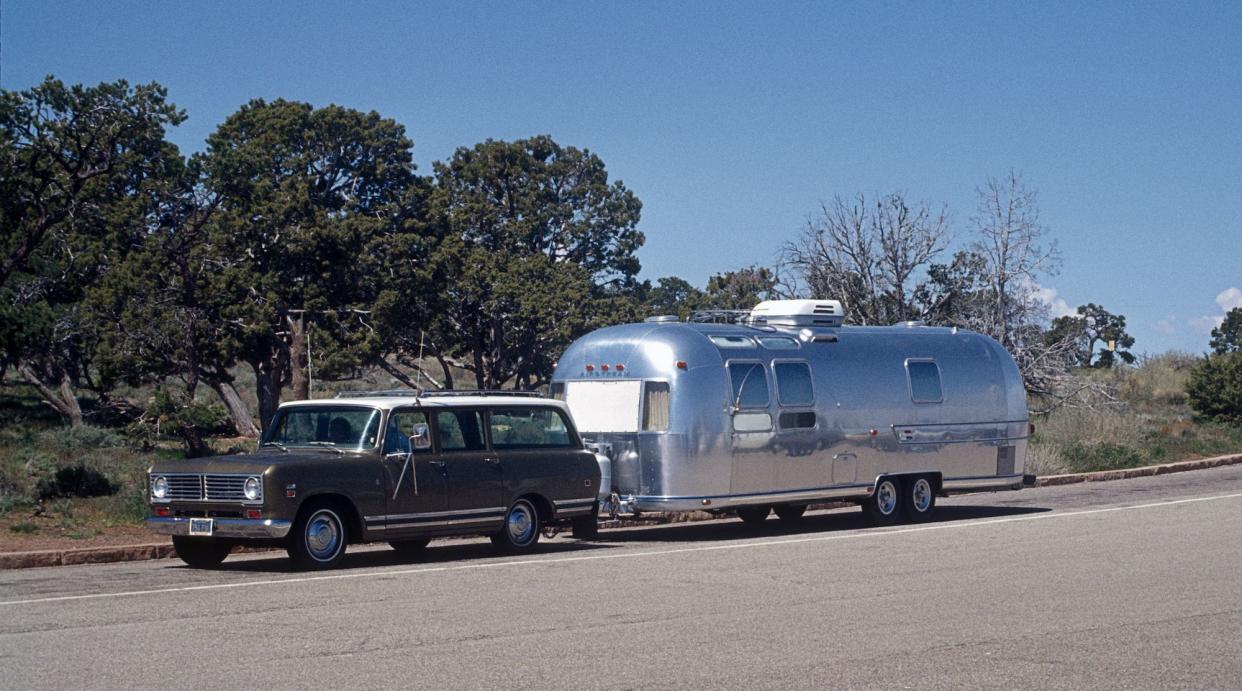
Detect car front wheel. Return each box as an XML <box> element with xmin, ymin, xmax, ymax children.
<box><xmin>288</xmin><ymin>504</ymin><xmax>349</xmax><ymax>570</ymax></box>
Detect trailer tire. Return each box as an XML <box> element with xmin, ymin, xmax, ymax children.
<box><xmin>774</xmin><ymin>504</ymin><xmax>807</xmax><ymax>522</ymax></box>
<box><xmin>863</xmin><ymin>477</ymin><xmax>902</xmax><ymax>526</ymax></box>
<box><xmin>904</xmin><ymin>476</ymin><xmax>936</xmax><ymax>522</ymax></box>
<box><xmin>736</xmin><ymin>506</ymin><xmax>770</xmax><ymax>525</ymax></box>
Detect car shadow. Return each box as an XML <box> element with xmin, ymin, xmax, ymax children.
<box><xmin>206</xmin><ymin>536</ymin><xmax>618</xmax><ymax>574</ymax></box>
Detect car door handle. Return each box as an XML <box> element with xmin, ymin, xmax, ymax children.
<box><xmin>484</xmin><ymin>457</ymin><xmax>500</xmax><ymax>465</ymax></box>
<box><xmin>428</xmin><ymin>460</ymin><xmax>446</xmax><ymax>473</ymax></box>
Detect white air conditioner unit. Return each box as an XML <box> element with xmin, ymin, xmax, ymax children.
<box><xmin>748</xmin><ymin>299</ymin><xmax>844</xmax><ymax>327</ymax></box>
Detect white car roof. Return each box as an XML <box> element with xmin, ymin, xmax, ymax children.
<box><xmin>277</xmin><ymin>394</ymin><xmax>568</xmax><ymax>413</ymax></box>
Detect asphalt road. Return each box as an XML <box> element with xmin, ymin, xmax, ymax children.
<box><xmin>3</xmin><ymin>466</ymin><xmax>1242</xmax><ymax>690</ymax></box>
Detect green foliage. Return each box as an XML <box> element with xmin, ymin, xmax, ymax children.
<box><xmin>1046</xmin><ymin>303</ymin><xmax>1136</xmax><ymax>368</ymax></box>
<box><xmin>9</xmin><ymin>522</ymin><xmax>38</xmax><ymax>534</ymax></box>
<box><xmin>1</xmin><ymin>76</ymin><xmax>186</xmax><ymax>425</ymax></box>
<box><xmin>424</xmin><ymin>135</ymin><xmax>645</xmax><ymax>388</ymax></box>
<box><xmin>1185</xmin><ymin>352</ymin><xmax>1242</xmax><ymax>424</ymax></box>
<box><xmin>1058</xmin><ymin>442</ymin><xmax>1145</xmax><ymax>473</ymax></box>
<box><xmin>36</xmin><ymin>464</ymin><xmax>118</xmax><ymax>500</ymax></box>
<box><xmin>1209</xmin><ymin>308</ymin><xmax>1242</xmax><ymax>354</ymax></box>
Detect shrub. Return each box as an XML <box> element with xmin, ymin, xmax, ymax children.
<box><xmin>1186</xmin><ymin>352</ymin><xmax>1242</xmax><ymax>424</ymax></box>
<box><xmin>1060</xmin><ymin>442</ymin><xmax>1145</xmax><ymax>473</ymax></box>
<box><xmin>35</xmin><ymin>464</ymin><xmax>119</xmax><ymax>500</ymax></box>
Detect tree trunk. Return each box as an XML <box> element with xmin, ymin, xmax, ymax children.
<box><xmin>250</xmin><ymin>352</ymin><xmax>286</xmax><ymax>434</ymax></box>
<box><xmin>435</xmin><ymin>354</ymin><xmax>455</xmax><ymax>390</ymax></box>
<box><xmin>288</xmin><ymin>313</ymin><xmax>309</xmax><ymax>400</ymax></box>
<box><xmin>20</xmin><ymin>364</ymin><xmax>84</xmax><ymax>427</ymax></box>
<box><xmin>209</xmin><ymin>380</ymin><xmax>260</xmax><ymax>438</ymax></box>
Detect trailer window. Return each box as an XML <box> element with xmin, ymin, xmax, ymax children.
<box><xmin>642</xmin><ymin>382</ymin><xmax>670</xmax><ymax>431</ymax></box>
<box><xmin>774</xmin><ymin>362</ymin><xmax>813</xmax><ymax>406</ymax></box>
<box><xmin>907</xmin><ymin>361</ymin><xmax>943</xmax><ymax>403</ymax></box>
<box><xmin>779</xmin><ymin>411</ymin><xmax>816</xmax><ymax>429</ymax></box>
<box><xmin>711</xmin><ymin>335</ymin><xmax>756</xmax><ymax>349</ymax></box>
<box><xmin>758</xmin><ymin>336</ymin><xmax>799</xmax><ymax>349</ymax></box>
<box><xmin>728</xmin><ymin>362</ymin><xmax>769</xmax><ymax>408</ymax></box>
<box><xmin>549</xmin><ymin>382</ymin><xmax>565</xmax><ymax>400</ymax></box>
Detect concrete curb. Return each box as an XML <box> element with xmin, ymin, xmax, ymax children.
<box><xmin>4</xmin><ymin>453</ymin><xmax>1241</xmax><ymax>570</ymax></box>
<box><xmin>1031</xmin><ymin>452</ymin><xmax>1242</xmax><ymax>486</ymax></box>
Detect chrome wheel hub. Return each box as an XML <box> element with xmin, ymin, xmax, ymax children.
<box><xmin>507</xmin><ymin>505</ymin><xmax>534</xmax><ymax>544</ymax></box>
<box><xmin>306</xmin><ymin>512</ymin><xmax>341</xmax><ymax>560</ymax></box>
<box><xmin>877</xmin><ymin>481</ymin><xmax>898</xmax><ymax>515</ymax></box>
<box><xmin>912</xmin><ymin>479</ymin><xmax>932</xmax><ymax>512</ymax></box>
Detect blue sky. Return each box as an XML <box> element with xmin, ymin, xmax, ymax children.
<box><xmin>3</xmin><ymin>1</ymin><xmax>1240</xmax><ymax>354</ymax></box>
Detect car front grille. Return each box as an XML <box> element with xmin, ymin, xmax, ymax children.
<box><xmin>153</xmin><ymin>474</ymin><xmax>259</xmax><ymax>502</ymax></box>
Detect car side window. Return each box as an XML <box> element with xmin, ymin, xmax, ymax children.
<box><xmin>434</xmin><ymin>410</ymin><xmax>486</xmax><ymax>451</ymax></box>
<box><xmin>383</xmin><ymin>410</ymin><xmax>431</xmax><ymax>455</ymax></box>
<box><xmin>490</xmin><ymin>407</ymin><xmax>575</xmax><ymax>449</ymax></box>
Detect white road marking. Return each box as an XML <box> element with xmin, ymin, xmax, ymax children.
<box><xmin>4</xmin><ymin>490</ymin><xmax>1241</xmax><ymax>608</ymax></box>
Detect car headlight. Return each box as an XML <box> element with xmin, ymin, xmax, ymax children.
<box><xmin>151</xmin><ymin>475</ymin><xmax>168</xmax><ymax>499</ymax></box>
<box><xmin>244</xmin><ymin>476</ymin><xmax>262</xmax><ymax>501</ymax></box>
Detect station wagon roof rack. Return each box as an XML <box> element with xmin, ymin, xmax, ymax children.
<box><xmin>334</xmin><ymin>389</ymin><xmax>541</xmax><ymax>399</ymax></box>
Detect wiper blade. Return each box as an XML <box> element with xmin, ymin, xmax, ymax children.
<box><xmin>306</xmin><ymin>441</ymin><xmax>346</xmax><ymax>455</ymax></box>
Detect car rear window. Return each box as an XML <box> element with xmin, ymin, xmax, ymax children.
<box><xmin>489</xmin><ymin>407</ymin><xmax>575</xmax><ymax>449</ymax></box>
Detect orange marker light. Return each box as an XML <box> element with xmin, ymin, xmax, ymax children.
<box><xmin>616</xmin><ymin>364</ymin><xmax>625</xmax><ymax>372</ymax></box>
<box><xmin>585</xmin><ymin>364</ymin><xmax>595</xmax><ymax>372</ymax></box>
<box><xmin>601</xmin><ymin>364</ymin><xmax>610</xmax><ymax>371</ymax></box>
<box><xmin>676</xmin><ymin>361</ymin><xmax>688</xmax><ymax>370</ymax></box>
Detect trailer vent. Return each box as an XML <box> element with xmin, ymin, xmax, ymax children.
<box><xmin>747</xmin><ymin>300</ymin><xmax>844</xmax><ymax>328</ymax></box>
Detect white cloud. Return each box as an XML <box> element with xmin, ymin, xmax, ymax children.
<box><xmin>1216</xmin><ymin>287</ymin><xmax>1242</xmax><ymax>313</ymax></box>
<box><xmin>1030</xmin><ymin>283</ymin><xmax>1075</xmax><ymax>319</ymax></box>
<box><xmin>1188</xmin><ymin>315</ymin><xmax>1224</xmax><ymax>333</ymax></box>
<box><xmin>1155</xmin><ymin>316</ymin><xmax>1177</xmax><ymax>335</ymax></box>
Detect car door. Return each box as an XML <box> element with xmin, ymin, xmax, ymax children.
<box><xmin>380</xmin><ymin>407</ymin><xmax>448</xmax><ymax>536</ymax></box>
<box><xmin>432</xmin><ymin>408</ymin><xmax>504</xmax><ymax>529</ymax></box>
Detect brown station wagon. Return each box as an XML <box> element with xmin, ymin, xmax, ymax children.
<box><xmin>145</xmin><ymin>391</ymin><xmax>602</xmax><ymax>569</ymax></box>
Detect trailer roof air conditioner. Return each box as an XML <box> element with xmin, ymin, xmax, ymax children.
<box><xmin>748</xmin><ymin>299</ymin><xmax>844</xmax><ymax>327</ymax></box>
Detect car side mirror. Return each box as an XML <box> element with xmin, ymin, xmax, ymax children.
<box><xmin>409</xmin><ymin>423</ymin><xmax>431</xmax><ymax>451</ymax></box>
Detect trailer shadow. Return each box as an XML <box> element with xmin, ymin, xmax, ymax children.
<box><xmin>595</xmin><ymin>503</ymin><xmax>1052</xmax><ymax>544</ymax></box>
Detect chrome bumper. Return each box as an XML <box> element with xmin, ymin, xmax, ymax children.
<box><xmin>145</xmin><ymin>516</ymin><xmax>293</xmax><ymax>539</ymax></box>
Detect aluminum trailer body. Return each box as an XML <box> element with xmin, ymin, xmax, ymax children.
<box><xmin>550</xmin><ymin>301</ymin><xmax>1028</xmax><ymax>517</ymax></box>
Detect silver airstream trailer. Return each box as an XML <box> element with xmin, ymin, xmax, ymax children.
<box><xmin>551</xmin><ymin>300</ymin><xmax>1028</xmax><ymax>525</ymax></box>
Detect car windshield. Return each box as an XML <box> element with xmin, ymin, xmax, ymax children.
<box><xmin>264</xmin><ymin>406</ymin><xmax>382</xmax><ymax>450</ymax></box>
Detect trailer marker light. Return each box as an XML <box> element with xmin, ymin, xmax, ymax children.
<box><xmin>616</xmin><ymin>364</ymin><xmax>625</xmax><ymax>372</ymax></box>
<box><xmin>601</xmin><ymin>364</ymin><xmax>610</xmax><ymax>371</ymax></box>
<box><xmin>676</xmin><ymin>361</ymin><xmax>688</xmax><ymax>370</ymax></box>
<box><xmin>586</xmin><ymin>364</ymin><xmax>595</xmax><ymax>372</ymax></box>
<box><xmin>701</xmin><ymin>499</ymin><xmax>712</xmax><ymax>506</ymax></box>
<box><xmin>870</xmin><ymin>428</ymin><xmax>878</xmax><ymax>436</ymax></box>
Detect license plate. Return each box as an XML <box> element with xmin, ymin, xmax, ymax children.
<box><xmin>188</xmin><ymin>518</ymin><xmax>214</xmax><ymax>536</ymax></box>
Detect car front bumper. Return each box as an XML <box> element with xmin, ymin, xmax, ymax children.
<box><xmin>145</xmin><ymin>516</ymin><xmax>293</xmax><ymax>539</ymax></box>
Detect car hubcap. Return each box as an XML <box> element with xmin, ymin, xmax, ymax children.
<box><xmin>877</xmin><ymin>481</ymin><xmax>898</xmax><ymax>515</ymax></box>
<box><xmin>507</xmin><ymin>504</ymin><xmax>534</xmax><ymax>544</ymax></box>
<box><xmin>913</xmin><ymin>479</ymin><xmax>932</xmax><ymax>512</ymax></box>
<box><xmin>306</xmin><ymin>511</ymin><xmax>341</xmax><ymax>560</ymax></box>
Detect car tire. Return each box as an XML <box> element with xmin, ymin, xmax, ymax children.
<box><xmin>389</xmin><ymin>539</ymin><xmax>431</xmax><ymax>556</ymax></box>
<box><xmin>904</xmin><ymin>476</ymin><xmax>937</xmax><ymax>523</ymax></box>
<box><xmin>172</xmin><ymin>536</ymin><xmax>232</xmax><ymax>568</ymax></box>
<box><xmin>491</xmin><ymin>499</ymin><xmax>541</xmax><ymax>552</ymax></box>
<box><xmin>288</xmin><ymin>503</ymin><xmax>349</xmax><ymax>570</ymax></box>
<box><xmin>774</xmin><ymin>504</ymin><xmax>808</xmax><ymax>522</ymax></box>
<box><xmin>863</xmin><ymin>477</ymin><xmax>902</xmax><ymax>526</ymax></box>
<box><xmin>736</xmin><ymin>506</ymin><xmax>770</xmax><ymax>525</ymax></box>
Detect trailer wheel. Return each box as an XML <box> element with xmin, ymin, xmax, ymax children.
<box><xmin>736</xmin><ymin>506</ymin><xmax>770</xmax><ymax>525</ymax></box>
<box><xmin>774</xmin><ymin>504</ymin><xmax>807</xmax><ymax>522</ymax></box>
<box><xmin>863</xmin><ymin>477</ymin><xmax>902</xmax><ymax>526</ymax></box>
<box><xmin>904</xmin><ymin>476</ymin><xmax>936</xmax><ymax>522</ymax></box>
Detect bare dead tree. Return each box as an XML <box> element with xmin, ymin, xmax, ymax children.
<box><xmin>778</xmin><ymin>192</ymin><xmax>949</xmax><ymax>325</ymax></box>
